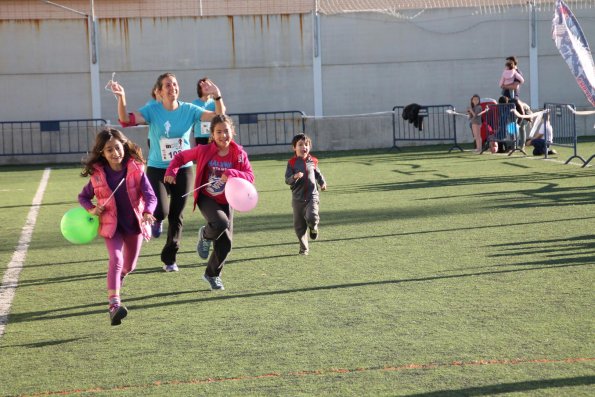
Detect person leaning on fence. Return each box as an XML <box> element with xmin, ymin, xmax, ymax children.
<box><xmin>192</xmin><ymin>77</ymin><xmax>226</xmax><ymax>146</ymax></box>
<box><xmin>78</xmin><ymin>128</ymin><xmax>157</xmax><ymax>326</ymax></box>
<box><xmin>109</xmin><ymin>72</ymin><xmax>224</xmax><ymax>273</ymax></box>
<box><xmin>511</xmin><ymin>108</ymin><xmax>557</xmax><ymax>156</ymax></box>
<box><xmin>164</xmin><ymin>115</ymin><xmax>255</xmax><ymax>291</ymax></box>
<box><xmin>285</xmin><ymin>133</ymin><xmax>327</xmax><ymax>256</ymax></box>
<box><xmin>567</xmin><ymin>105</ymin><xmax>595</xmax><ymax>118</ymax></box>
<box><xmin>514</xmin><ymin>99</ymin><xmax>532</xmax><ymax>149</ymax></box>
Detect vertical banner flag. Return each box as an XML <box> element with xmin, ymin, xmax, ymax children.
<box><xmin>552</xmin><ymin>0</ymin><xmax>595</xmax><ymax>106</ymax></box>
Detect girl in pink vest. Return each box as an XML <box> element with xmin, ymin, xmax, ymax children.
<box><xmin>79</xmin><ymin>128</ymin><xmax>157</xmax><ymax>326</ymax></box>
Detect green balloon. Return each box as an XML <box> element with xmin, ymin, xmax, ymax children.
<box><xmin>60</xmin><ymin>207</ymin><xmax>99</xmax><ymax>244</ymax></box>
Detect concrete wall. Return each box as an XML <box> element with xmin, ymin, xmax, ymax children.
<box><xmin>1</xmin><ymin>6</ymin><xmax>594</xmax><ymax>165</ymax></box>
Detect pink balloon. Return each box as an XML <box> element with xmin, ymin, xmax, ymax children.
<box><xmin>224</xmin><ymin>177</ymin><xmax>258</xmax><ymax>212</ymax></box>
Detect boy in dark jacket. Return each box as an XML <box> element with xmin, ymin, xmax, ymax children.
<box><xmin>285</xmin><ymin>133</ymin><xmax>327</xmax><ymax>255</ymax></box>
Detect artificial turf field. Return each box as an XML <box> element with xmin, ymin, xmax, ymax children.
<box><xmin>0</xmin><ymin>143</ymin><xmax>594</xmax><ymax>396</ymax></box>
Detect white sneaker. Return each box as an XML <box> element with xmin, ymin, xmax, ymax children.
<box><xmin>162</xmin><ymin>264</ymin><xmax>179</xmax><ymax>272</ymax></box>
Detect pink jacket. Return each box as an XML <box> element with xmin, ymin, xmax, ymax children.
<box><xmin>90</xmin><ymin>159</ymin><xmax>151</xmax><ymax>240</ymax></box>
<box><xmin>165</xmin><ymin>141</ymin><xmax>254</xmax><ymax>209</ymax></box>
<box><xmin>499</xmin><ymin>69</ymin><xmax>524</xmax><ymax>88</ymax></box>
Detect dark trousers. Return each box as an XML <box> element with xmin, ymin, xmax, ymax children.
<box><xmin>147</xmin><ymin>166</ymin><xmax>193</xmax><ymax>266</ymax></box>
<box><xmin>292</xmin><ymin>198</ymin><xmax>320</xmax><ymax>253</ymax></box>
<box><xmin>198</xmin><ymin>194</ymin><xmax>233</xmax><ymax>277</ymax></box>
<box><xmin>194</xmin><ymin>137</ymin><xmax>209</xmax><ymax>146</ymax></box>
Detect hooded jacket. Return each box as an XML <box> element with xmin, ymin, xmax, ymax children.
<box><xmin>165</xmin><ymin>140</ymin><xmax>255</xmax><ymax>209</ymax></box>
<box><xmin>285</xmin><ymin>154</ymin><xmax>326</xmax><ymax>202</ymax></box>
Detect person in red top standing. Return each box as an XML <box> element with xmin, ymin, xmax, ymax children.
<box><xmin>285</xmin><ymin>133</ymin><xmax>327</xmax><ymax>256</ymax></box>
<box><xmin>165</xmin><ymin>115</ymin><xmax>254</xmax><ymax>291</ymax></box>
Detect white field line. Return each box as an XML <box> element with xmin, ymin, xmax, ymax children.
<box><xmin>0</xmin><ymin>168</ymin><xmax>51</xmax><ymax>339</ymax></box>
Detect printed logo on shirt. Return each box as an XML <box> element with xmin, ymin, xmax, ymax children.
<box><xmin>164</xmin><ymin>120</ymin><xmax>171</xmax><ymax>137</ymax></box>
<box><xmin>205</xmin><ymin>158</ymin><xmax>232</xmax><ymax>197</ymax></box>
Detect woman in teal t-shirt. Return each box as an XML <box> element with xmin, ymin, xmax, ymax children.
<box><xmin>110</xmin><ymin>73</ymin><xmax>225</xmax><ymax>272</ymax></box>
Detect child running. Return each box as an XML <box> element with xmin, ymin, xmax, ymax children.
<box><xmin>164</xmin><ymin>115</ymin><xmax>254</xmax><ymax>291</ymax></box>
<box><xmin>78</xmin><ymin>128</ymin><xmax>157</xmax><ymax>326</ymax></box>
<box><xmin>285</xmin><ymin>133</ymin><xmax>327</xmax><ymax>256</ymax></box>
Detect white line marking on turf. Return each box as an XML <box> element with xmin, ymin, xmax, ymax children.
<box><xmin>0</xmin><ymin>168</ymin><xmax>51</xmax><ymax>339</ymax></box>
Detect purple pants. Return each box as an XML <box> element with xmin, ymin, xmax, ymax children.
<box><xmin>104</xmin><ymin>231</ymin><xmax>143</xmax><ymax>290</ymax></box>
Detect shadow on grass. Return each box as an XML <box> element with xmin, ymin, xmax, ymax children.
<box><xmin>0</xmin><ymin>337</ymin><xmax>88</xmax><ymax>349</ymax></box>
<box><xmin>0</xmin><ymin>200</ymin><xmax>77</xmax><ymax>210</ymax></box>
<box><xmin>331</xmin><ymin>171</ymin><xmax>593</xmax><ymax>206</ymax></box>
<box><xmin>16</xmin><ymin>248</ymin><xmax>295</xmax><ymax>270</ymax></box>
<box><xmin>45</xmin><ymin>215</ymin><xmax>576</xmax><ymax>262</ymax></box>
<box><xmin>9</xmin><ymin>173</ymin><xmax>594</xmax><ymax>253</ymax></box>
<box><xmin>6</xmin><ymin>262</ymin><xmax>588</xmax><ymax>324</ymax></box>
<box><xmin>13</xmin><ymin>218</ymin><xmax>594</xmax><ymax>276</ymax></box>
<box><xmin>15</xmin><ymin>266</ymin><xmax>168</xmax><ymax>287</ymax></box>
<box><xmin>402</xmin><ymin>375</ymin><xmax>595</xmax><ymax>396</ymax></box>
<box><xmin>437</xmin><ymin>235</ymin><xmax>595</xmax><ymax>273</ymax></box>
<box><xmin>489</xmin><ymin>234</ymin><xmax>595</xmax><ymax>260</ymax></box>
<box><xmin>422</xmin><ymin>184</ymin><xmax>595</xmax><ymax>209</ymax></box>
<box><xmin>235</xmin><ymin>215</ymin><xmax>594</xmax><ymax>250</ymax></box>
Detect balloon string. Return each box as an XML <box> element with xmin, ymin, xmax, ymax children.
<box><xmin>104</xmin><ymin>178</ymin><xmax>125</xmax><ymax>205</ymax></box>
<box><xmin>182</xmin><ymin>181</ymin><xmax>213</xmax><ymax>198</ymax></box>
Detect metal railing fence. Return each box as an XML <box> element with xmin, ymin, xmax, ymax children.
<box><xmin>392</xmin><ymin>104</ymin><xmax>462</xmax><ymax>152</ymax></box>
<box><xmin>0</xmin><ymin>119</ymin><xmax>107</xmax><ymax>156</ymax></box>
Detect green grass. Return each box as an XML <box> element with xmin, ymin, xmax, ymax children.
<box><xmin>0</xmin><ymin>144</ymin><xmax>594</xmax><ymax>396</ymax></box>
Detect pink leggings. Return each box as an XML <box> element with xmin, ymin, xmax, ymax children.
<box><xmin>104</xmin><ymin>232</ymin><xmax>143</xmax><ymax>291</ymax></box>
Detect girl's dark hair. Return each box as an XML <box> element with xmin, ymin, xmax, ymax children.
<box><xmin>81</xmin><ymin>128</ymin><xmax>144</xmax><ymax>177</ymax></box>
<box><xmin>209</xmin><ymin>114</ymin><xmax>235</xmax><ymax>136</ymax></box>
<box><xmin>470</xmin><ymin>94</ymin><xmax>480</xmax><ymax>109</ymax></box>
<box><xmin>196</xmin><ymin>77</ymin><xmax>209</xmax><ymax>98</ymax></box>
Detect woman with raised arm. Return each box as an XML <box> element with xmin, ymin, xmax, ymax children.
<box><xmin>110</xmin><ymin>73</ymin><xmax>224</xmax><ymax>272</ymax></box>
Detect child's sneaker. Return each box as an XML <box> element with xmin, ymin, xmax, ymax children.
<box><xmin>202</xmin><ymin>274</ymin><xmax>225</xmax><ymax>290</ymax></box>
<box><xmin>309</xmin><ymin>226</ymin><xmax>318</xmax><ymax>241</ymax></box>
<box><xmin>197</xmin><ymin>226</ymin><xmax>211</xmax><ymax>259</ymax></box>
<box><xmin>151</xmin><ymin>221</ymin><xmax>163</xmax><ymax>238</ymax></box>
<box><xmin>110</xmin><ymin>305</ymin><xmax>128</xmax><ymax>326</ymax></box>
<box><xmin>162</xmin><ymin>263</ymin><xmax>179</xmax><ymax>272</ymax></box>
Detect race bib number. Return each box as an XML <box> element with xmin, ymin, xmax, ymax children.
<box><xmin>159</xmin><ymin>137</ymin><xmax>184</xmax><ymax>161</ymax></box>
<box><xmin>200</xmin><ymin>121</ymin><xmax>211</xmax><ymax>136</ymax></box>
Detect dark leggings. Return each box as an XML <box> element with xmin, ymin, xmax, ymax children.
<box><xmin>147</xmin><ymin>166</ymin><xmax>193</xmax><ymax>266</ymax></box>
<box><xmin>198</xmin><ymin>194</ymin><xmax>234</xmax><ymax>277</ymax></box>
<box><xmin>195</xmin><ymin>137</ymin><xmax>209</xmax><ymax>146</ymax></box>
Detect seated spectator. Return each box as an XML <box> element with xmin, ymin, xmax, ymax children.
<box><xmin>511</xmin><ymin>108</ymin><xmax>557</xmax><ymax>156</ymax></box>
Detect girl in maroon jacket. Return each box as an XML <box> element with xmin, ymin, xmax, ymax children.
<box><xmin>165</xmin><ymin>115</ymin><xmax>254</xmax><ymax>291</ymax></box>
<box><xmin>79</xmin><ymin>128</ymin><xmax>157</xmax><ymax>325</ymax></box>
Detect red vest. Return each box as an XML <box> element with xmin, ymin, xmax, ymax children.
<box><xmin>90</xmin><ymin>159</ymin><xmax>150</xmax><ymax>240</ymax></box>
